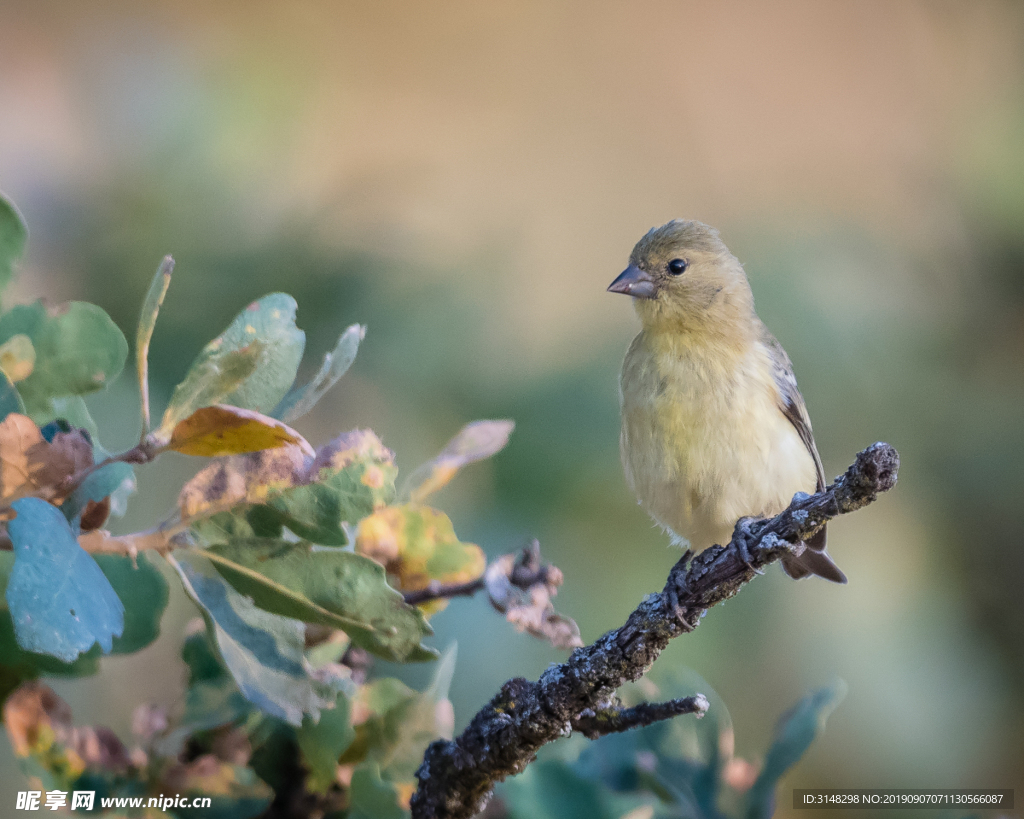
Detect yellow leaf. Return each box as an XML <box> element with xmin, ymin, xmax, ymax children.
<box><xmin>0</xmin><ymin>334</ymin><xmax>35</xmax><ymax>383</ymax></box>
<box><xmin>355</xmin><ymin>503</ymin><xmax>486</xmax><ymax>613</ymax></box>
<box><xmin>167</xmin><ymin>404</ymin><xmax>314</xmax><ymax>458</ymax></box>
<box><xmin>177</xmin><ymin>428</ymin><xmax>396</xmax><ymax>544</ymax></box>
<box><xmin>402</xmin><ymin>420</ymin><xmax>514</xmax><ymax>502</ymax></box>
<box><xmin>307</xmin><ymin>428</ymin><xmax>395</xmax><ymax>482</ymax></box>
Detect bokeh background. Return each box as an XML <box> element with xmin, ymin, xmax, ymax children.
<box><xmin>1</xmin><ymin>0</ymin><xmax>1023</xmax><ymax>814</ymax></box>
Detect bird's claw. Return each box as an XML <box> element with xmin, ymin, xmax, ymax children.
<box><xmin>733</xmin><ymin>517</ymin><xmax>765</xmax><ymax>576</ymax></box>
<box><xmin>666</xmin><ymin>585</ymin><xmax>695</xmax><ymax>632</ymax></box>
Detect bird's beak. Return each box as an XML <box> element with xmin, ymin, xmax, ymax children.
<box><xmin>607</xmin><ymin>265</ymin><xmax>658</xmax><ymax>299</ymax></box>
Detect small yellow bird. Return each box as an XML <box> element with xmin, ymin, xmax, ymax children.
<box><xmin>609</xmin><ymin>219</ymin><xmax>846</xmax><ymax>583</ymax></box>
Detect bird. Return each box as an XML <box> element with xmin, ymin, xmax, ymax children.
<box><xmin>608</xmin><ymin>219</ymin><xmax>845</xmax><ymax>583</ymax></box>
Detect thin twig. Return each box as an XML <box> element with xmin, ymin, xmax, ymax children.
<box><xmin>404</xmin><ymin>578</ymin><xmax>486</xmax><ymax>606</ymax></box>
<box><xmin>571</xmin><ymin>694</ymin><xmax>709</xmax><ymax>740</ymax></box>
<box><xmin>410</xmin><ymin>442</ymin><xmax>899</xmax><ymax>819</ymax></box>
<box><xmin>60</xmin><ymin>443</ymin><xmax>155</xmax><ymax>498</ymax></box>
<box><xmin>402</xmin><ymin>540</ymin><xmax>553</xmax><ymax>607</ymax></box>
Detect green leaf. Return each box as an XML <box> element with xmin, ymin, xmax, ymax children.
<box><xmin>0</xmin><ymin>612</ymin><xmax>100</xmax><ymax>705</ymax></box>
<box><xmin>62</xmin><ymin>461</ymin><xmax>136</xmax><ymax>523</ymax></box>
<box><xmin>94</xmin><ymin>553</ymin><xmax>169</xmax><ymax>654</ymax></box>
<box><xmin>348</xmin><ymin>762</ymin><xmax>409</xmax><ymax>819</ymax></box>
<box><xmin>154</xmin><ymin>677</ymin><xmax>251</xmax><ymax>758</ymax></box>
<box><xmin>5</xmin><ymin>498</ymin><xmax>124</xmax><ymax>662</ymax></box>
<box><xmin>170</xmin><ymin>551</ymin><xmax>340</xmax><ymax>726</ymax></box>
<box><xmin>191</xmin><ymin>511</ymin><xmax>269</xmax><ymax>545</ymax></box>
<box><xmin>500</xmin><ymin>759</ymin><xmax>627</xmax><ymax>819</ymax></box>
<box><xmin>182</xmin><ymin>624</ymin><xmax>229</xmax><ymax>685</ymax></box>
<box><xmin>157</xmin><ymin>294</ymin><xmax>306</xmax><ymax>441</ymax></box>
<box><xmin>0</xmin><ymin>369</ymin><xmax>24</xmax><ymax>422</ymax></box>
<box><xmin>260</xmin><ymin>431</ymin><xmax>397</xmax><ymax>545</ymax></box>
<box><xmin>32</xmin><ymin>395</ymin><xmax>100</xmax><ymax>440</ymax></box>
<box><xmin>203</xmin><ymin>539</ymin><xmax>433</xmax><ymax>663</ymax></box>
<box><xmin>0</xmin><ymin>551</ymin><xmax>98</xmax><ymax>662</ymax></box>
<box><xmin>0</xmin><ymin>192</ymin><xmax>27</xmax><ymax>302</ymax></box>
<box><xmin>0</xmin><ymin>554</ymin><xmax>101</xmax><ymax>701</ymax></box>
<box><xmin>155</xmin><ymin>340</ymin><xmax>264</xmax><ymax>442</ymax></box>
<box><xmin>357</xmin><ymin>677</ymin><xmax>417</xmax><ymax>718</ymax></box>
<box><xmin>298</xmin><ymin>691</ymin><xmax>355</xmax><ymax>793</ymax></box>
<box><xmin>181</xmin><ymin>429</ymin><xmax>397</xmax><ymax>547</ymax></box>
<box><xmin>369</xmin><ymin>644</ymin><xmax>456</xmax><ymax>782</ymax></box>
<box><xmin>0</xmin><ymin>301</ymin><xmax>128</xmax><ymax>414</ymax></box>
<box><xmin>273</xmin><ymin>323</ymin><xmax>364</xmax><ymax>423</ymax></box>
<box><xmin>220</xmin><ymin>294</ymin><xmax>305</xmax><ymax>413</ymax></box>
<box><xmin>190</xmin><ymin>425</ymin><xmax>397</xmax><ymax>548</ymax></box>
<box><xmin>745</xmin><ymin>681</ymin><xmax>847</xmax><ymax>819</ymax></box>
<box><xmin>136</xmin><ymin>256</ymin><xmax>174</xmax><ymax>436</ymax></box>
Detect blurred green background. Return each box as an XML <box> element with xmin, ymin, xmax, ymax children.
<box><xmin>1</xmin><ymin>1</ymin><xmax>1022</xmax><ymax>815</ymax></box>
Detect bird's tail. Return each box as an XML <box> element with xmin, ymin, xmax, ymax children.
<box><xmin>780</xmin><ymin>525</ymin><xmax>847</xmax><ymax>584</ymax></box>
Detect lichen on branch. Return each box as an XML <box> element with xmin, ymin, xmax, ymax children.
<box><xmin>410</xmin><ymin>442</ymin><xmax>900</xmax><ymax>819</ymax></box>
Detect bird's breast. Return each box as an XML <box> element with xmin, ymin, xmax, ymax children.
<box><xmin>619</xmin><ymin>331</ymin><xmax>816</xmax><ymax>550</ymax></box>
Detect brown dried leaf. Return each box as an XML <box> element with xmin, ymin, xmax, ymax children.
<box><xmin>3</xmin><ymin>682</ymin><xmax>132</xmax><ymax>777</ymax></box>
<box><xmin>402</xmin><ymin>420</ymin><xmax>514</xmax><ymax>503</ymax></box>
<box><xmin>50</xmin><ymin>429</ymin><xmax>94</xmax><ymax>475</ymax></box>
<box><xmin>484</xmin><ymin>551</ymin><xmax>582</xmax><ymax>650</ymax></box>
<box><xmin>178</xmin><ymin>444</ymin><xmax>311</xmax><ymax>519</ymax></box>
<box><xmin>70</xmin><ymin>725</ymin><xmax>132</xmax><ymax>773</ymax></box>
<box><xmin>0</xmin><ymin>414</ymin><xmax>84</xmax><ymax>508</ymax></box>
<box><xmin>79</xmin><ymin>496</ymin><xmax>111</xmax><ymax>532</ymax></box>
<box><xmin>3</xmin><ymin>681</ymin><xmax>73</xmax><ymax>757</ymax></box>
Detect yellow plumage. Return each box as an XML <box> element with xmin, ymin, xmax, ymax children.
<box><xmin>610</xmin><ymin>219</ymin><xmax>845</xmax><ymax>582</ymax></box>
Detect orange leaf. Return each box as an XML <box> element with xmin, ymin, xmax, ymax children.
<box><xmin>0</xmin><ymin>414</ymin><xmax>88</xmax><ymax>508</ymax></box>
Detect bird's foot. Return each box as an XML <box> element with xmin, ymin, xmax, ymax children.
<box><xmin>666</xmin><ymin>584</ymin><xmax>695</xmax><ymax>632</ymax></box>
<box><xmin>732</xmin><ymin>516</ymin><xmax>765</xmax><ymax>576</ymax></box>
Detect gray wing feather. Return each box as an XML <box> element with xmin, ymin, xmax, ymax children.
<box><xmin>761</xmin><ymin>325</ymin><xmax>847</xmax><ymax>583</ymax></box>
<box><xmin>760</xmin><ymin>326</ymin><xmax>825</xmax><ymax>492</ymax></box>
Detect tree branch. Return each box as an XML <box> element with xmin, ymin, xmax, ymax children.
<box><xmin>571</xmin><ymin>694</ymin><xmax>709</xmax><ymax>740</ymax></box>
<box><xmin>410</xmin><ymin>442</ymin><xmax>899</xmax><ymax>819</ymax></box>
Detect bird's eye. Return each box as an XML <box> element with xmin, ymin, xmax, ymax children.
<box><xmin>667</xmin><ymin>258</ymin><xmax>688</xmax><ymax>275</ymax></box>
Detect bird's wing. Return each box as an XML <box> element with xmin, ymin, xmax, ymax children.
<box><xmin>760</xmin><ymin>325</ymin><xmax>825</xmax><ymax>493</ymax></box>
<box><xmin>760</xmin><ymin>325</ymin><xmax>845</xmax><ymax>582</ymax></box>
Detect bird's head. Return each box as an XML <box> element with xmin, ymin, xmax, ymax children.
<box><xmin>608</xmin><ymin>219</ymin><xmax>754</xmax><ymax>334</ymax></box>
